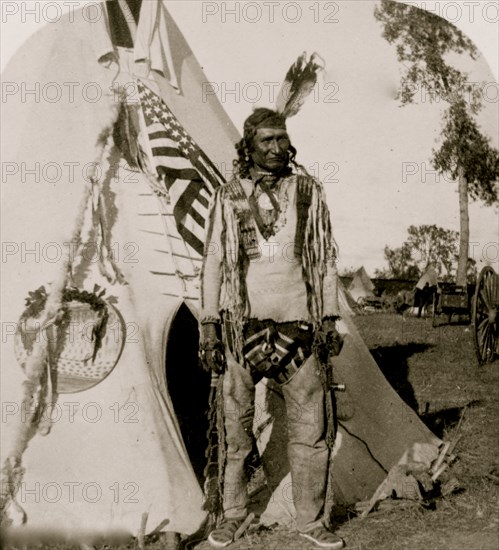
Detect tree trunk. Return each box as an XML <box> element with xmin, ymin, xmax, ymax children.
<box><xmin>456</xmin><ymin>166</ymin><xmax>469</xmax><ymax>287</ymax></box>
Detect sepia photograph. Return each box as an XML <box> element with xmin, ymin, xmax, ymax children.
<box><xmin>1</xmin><ymin>1</ymin><xmax>498</xmax><ymax>549</ymax></box>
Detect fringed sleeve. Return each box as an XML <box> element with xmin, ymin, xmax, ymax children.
<box><xmin>320</xmin><ymin>185</ymin><xmax>340</xmax><ymax>318</ymax></box>
<box><xmin>200</xmin><ymin>188</ymin><xmax>224</xmax><ymax>323</ymax></box>
<box><xmin>302</xmin><ymin>174</ymin><xmax>340</xmax><ymax>321</ymax></box>
<box><xmin>323</xmin><ymin>258</ymin><xmax>340</xmax><ymax>318</ymax></box>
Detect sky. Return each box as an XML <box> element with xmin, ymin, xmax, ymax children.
<box><xmin>1</xmin><ymin>0</ymin><xmax>498</xmax><ymax>276</ymax></box>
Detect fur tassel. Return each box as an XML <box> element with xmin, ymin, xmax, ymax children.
<box><xmin>275</xmin><ymin>52</ymin><xmax>325</xmax><ymax>118</ymax></box>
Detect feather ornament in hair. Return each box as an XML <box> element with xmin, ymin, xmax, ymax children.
<box><xmin>275</xmin><ymin>52</ymin><xmax>325</xmax><ymax>118</ymax></box>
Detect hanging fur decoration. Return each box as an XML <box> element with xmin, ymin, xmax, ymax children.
<box><xmin>275</xmin><ymin>52</ymin><xmax>325</xmax><ymax>118</ymax></box>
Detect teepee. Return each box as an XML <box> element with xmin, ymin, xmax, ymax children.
<box><xmin>1</xmin><ymin>0</ymin><xmax>440</xmax><ymax>543</ymax></box>
<box><xmin>416</xmin><ymin>265</ymin><xmax>439</xmax><ymax>290</ymax></box>
<box><xmin>348</xmin><ymin>267</ymin><xmax>376</xmax><ymax>303</ymax></box>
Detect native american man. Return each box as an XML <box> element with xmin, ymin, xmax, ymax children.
<box><xmin>200</xmin><ymin>107</ymin><xmax>344</xmax><ymax>549</ymax></box>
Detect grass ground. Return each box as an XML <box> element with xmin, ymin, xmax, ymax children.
<box><xmin>3</xmin><ymin>313</ymin><xmax>498</xmax><ymax>549</ymax></box>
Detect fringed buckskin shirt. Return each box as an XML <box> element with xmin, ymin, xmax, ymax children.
<box><xmin>200</xmin><ymin>164</ymin><xmax>339</xmax><ymax>357</ymax></box>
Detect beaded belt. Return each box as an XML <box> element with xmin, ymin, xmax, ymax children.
<box><xmin>241</xmin><ymin>319</ymin><xmax>313</xmax><ymax>384</ymax></box>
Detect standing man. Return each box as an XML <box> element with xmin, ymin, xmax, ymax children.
<box><xmin>200</xmin><ymin>107</ymin><xmax>344</xmax><ymax>549</ymax></box>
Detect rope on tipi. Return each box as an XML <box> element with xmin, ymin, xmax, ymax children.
<box><xmin>0</xmin><ymin>97</ymin><xmax>125</xmax><ymax>528</ymax></box>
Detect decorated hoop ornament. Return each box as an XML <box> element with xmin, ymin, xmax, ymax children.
<box><xmin>14</xmin><ymin>286</ymin><xmax>126</xmax><ymax>394</ymax></box>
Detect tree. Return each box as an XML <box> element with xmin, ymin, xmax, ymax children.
<box><xmin>405</xmin><ymin>224</ymin><xmax>458</xmax><ymax>277</ymax></box>
<box><xmin>432</xmin><ymin>99</ymin><xmax>499</xmax><ymax>284</ymax></box>
<box><xmin>374</xmin><ymin>0</ymin><xmax>499</xmax><ymax>287</ymax></box>
<box><xmin>376</xmin><ymin>224</ymin><xmax>459</xmax><ymax>281</ymax></box>
<box><xmin>375</xmin><ymin>243</ymin><xmax>420</xmax><ymax>280</ymax></box>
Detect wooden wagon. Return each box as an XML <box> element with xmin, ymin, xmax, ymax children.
<box><xmin>357</xmin><ymin>295</ymin><xmax>385</xmax><ymax>312</ymax></box>
<box><xmin>432</xmin><ymin>283</ymin><xmax>471</xmax><ymax>327</ymax></box>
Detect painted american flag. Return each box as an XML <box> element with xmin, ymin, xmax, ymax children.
<box><xmin>137</xmin><ymin>79</ymin><xmax>225</xmax><ymax>256</ymax></box>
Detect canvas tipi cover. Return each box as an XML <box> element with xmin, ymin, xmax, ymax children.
<box><xmin>0</xmin><ymin>2</ymin><xmax>239</xmax><ymax>541</ymax></box>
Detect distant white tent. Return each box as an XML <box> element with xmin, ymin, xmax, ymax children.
<box><xmin>1</xmin><ymin>1</ymin><xmax>440</xmax><ymax>544</ymax></box>
<box><xmin>416</xmin><ymin>265</ymin><xmax>439</xmax><ymax>289</ymax></box>
<box><xmin>348</xmin><ymin>267</ymin><xmax>376</xmax><ymax>303</ymax></box>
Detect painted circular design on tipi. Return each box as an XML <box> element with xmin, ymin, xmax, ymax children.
<box><xmin>14</xmin><ymin>301</ymin><xmax>126</xmax><ymax>393</ymax></box>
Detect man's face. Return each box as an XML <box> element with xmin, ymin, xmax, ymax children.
<box><xmin>250</xmin><ymin>128</ymin><xmax>290</xmax><ymax>173</ymax></box>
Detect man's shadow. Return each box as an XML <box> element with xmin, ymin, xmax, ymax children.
<box><xmin>370</xmin><ymin>343</ymin><xmax>429</xmax><ymax>413</ymax></box>
<box><xmin>420</xmin><ymin>401</ymin><xmax>482</xmax><ymax>438</ymax></box>
<box><xmin>369</xmin><ymin>343</ymin><xmax>479</xmax><ymax>437</ymax></box>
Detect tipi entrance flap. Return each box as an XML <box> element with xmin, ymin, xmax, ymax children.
<box><xmin>165</xmin><ymin>302</ymin><xmax>211</xmax><ymax>485</ymax></box>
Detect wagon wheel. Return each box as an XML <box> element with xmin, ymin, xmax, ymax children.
<box><xmin>473</xmin><ymin>266</ymin><xmax>499</xmax><ymax>365</ymax></box>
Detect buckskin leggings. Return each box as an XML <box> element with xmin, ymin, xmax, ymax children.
<box><xmin>222</xmin><ymin>350</ymin><xmax>329</xmax><ymax>532</ymax></box>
